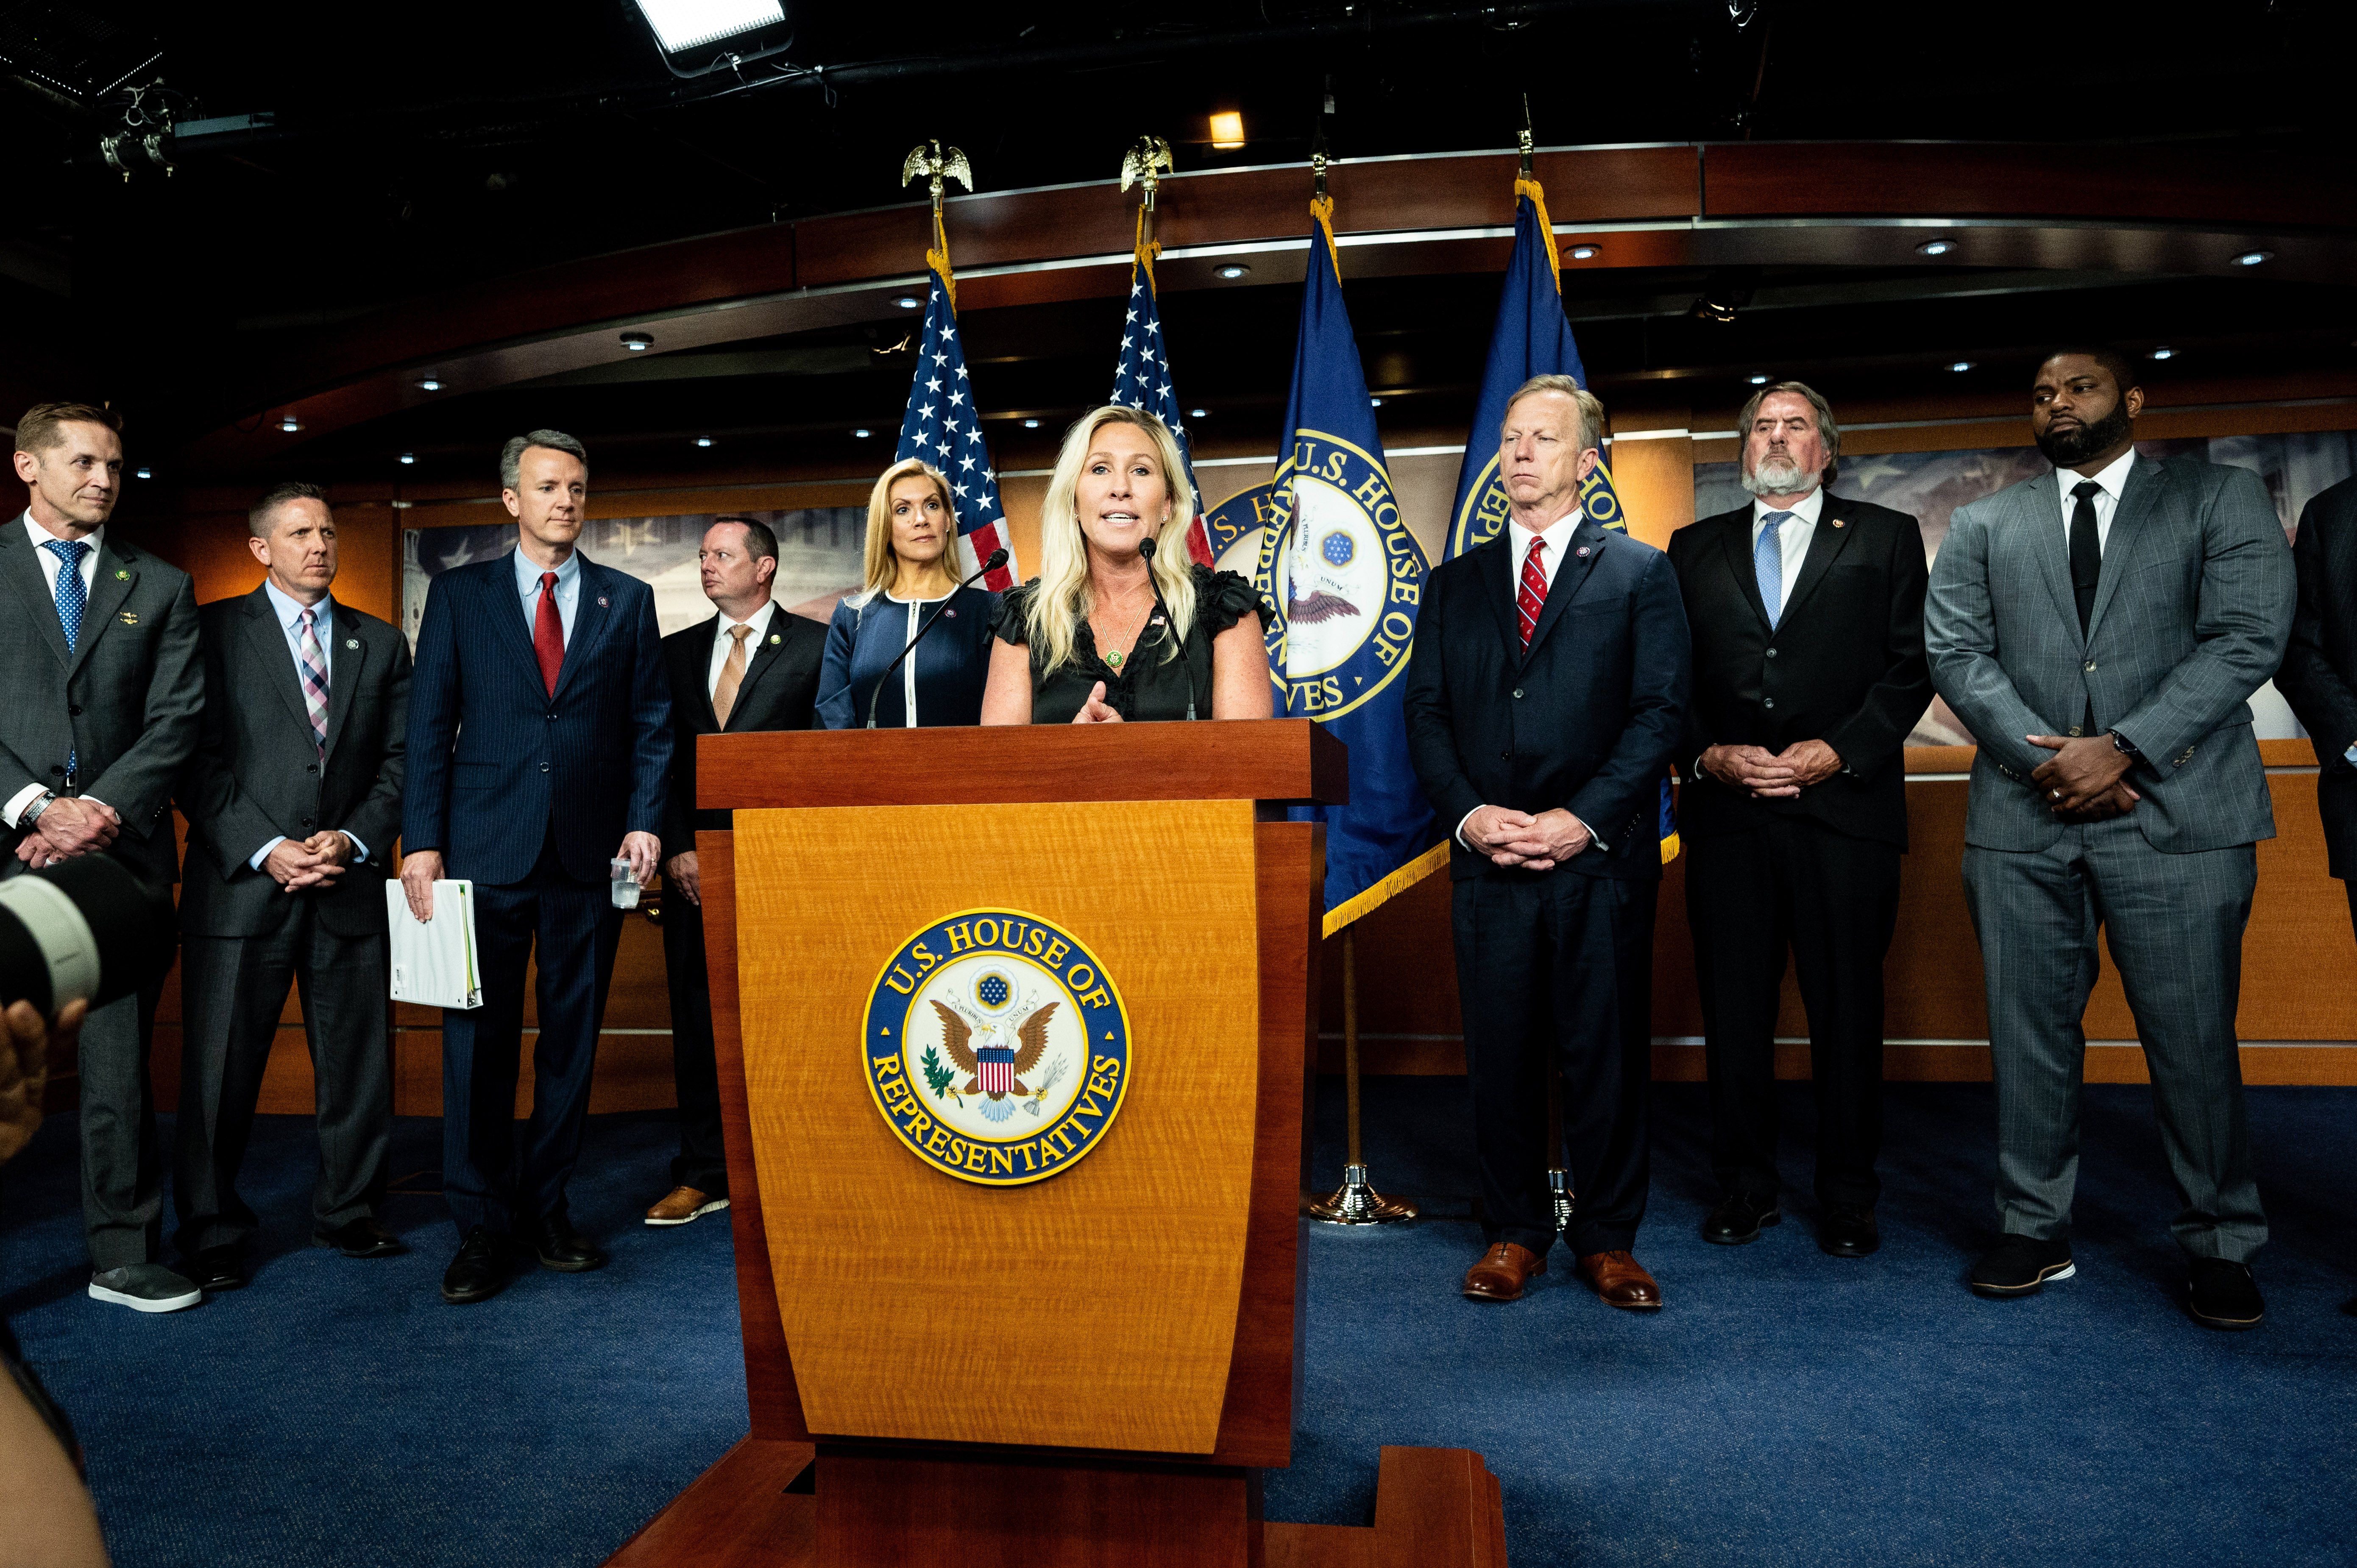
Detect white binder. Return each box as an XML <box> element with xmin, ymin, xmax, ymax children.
<box><xmin>385</xmin><ymin>879</ymin><xmax>482</xmax><ymax>1009</ymax></box>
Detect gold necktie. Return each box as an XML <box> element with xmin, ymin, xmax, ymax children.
<box><xmin>712</xmin><ymin>623</ymin><xmax>752</xmax><ymax>726</ymax></box>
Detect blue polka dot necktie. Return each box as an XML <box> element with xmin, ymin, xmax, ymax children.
<box><xmin>44</xmin><ymin>538</ymin><xmax>88</xmax><ymax>781</ymax></box>
<box><xmin>1755</xmin><ymin>511</ymin><xmax>1791</xmax><ymax>629</ymax></box>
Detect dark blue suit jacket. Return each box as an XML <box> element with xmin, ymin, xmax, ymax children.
<box><xmin>402</xmin><ymin>552</ymin><xmax>672</xmax><ymax>886</ymax></box>
<box><xmin>1404</xmin><ymin>517</ymin><xmax>1691</xmax><ymax>881</ymax></box>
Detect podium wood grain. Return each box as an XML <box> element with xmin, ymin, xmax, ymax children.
<box><xmin>733</xmin><ymin>799</ymin><xmax>1263</xmax><ymax>1454</ymax></box>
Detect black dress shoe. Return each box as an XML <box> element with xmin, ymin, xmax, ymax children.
<box><xmin>1700</xmin><ymin>1192</ymin><xmax>1780</xmax><ymax>1245</ymax></box>
<box><xmin>527</xmin><ymin>1217</ymin><xmax>607</xmax><ymax>1273</ymax></box>
<box><xmin>440</xmin><ymin>1227</ymin><xmax>514</xmax><ymax>1305</ymax></box>
<box><xmin>185</xmin><ymin>1245</ymin><xmax>244</xmax><ymax>1292</ymax></box>
<box><xmin>2186</xmin><ymin>1258</ymin><xmax>2264</xmax><ymax>1330</ymax></box>
<box><xmin>1970</xmin><ymin>1234</ymin><xmax>2074</xmax><ymax>1297</ymax></box>
<box><xmin>1819</xmin><ymin>1207</ymin><xmax>1881</xmax><ymax>1259</ymax></box>
<box><xmin>315</xmin><ymin>1217</ymin><xmax>407</xmax><ymax>1259</ymax></box>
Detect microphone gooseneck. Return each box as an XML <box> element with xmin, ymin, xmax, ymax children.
<box><xmin>865</xmin><ymin>546</ymin><xmax>1009</xmax><ymax>729</ymax></box>
<box><xmin>1134</xmin><ymin>536</ymin><xmax>1197</xmax><ymax>721</ymax></box>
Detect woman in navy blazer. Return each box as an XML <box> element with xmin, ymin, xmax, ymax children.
<box><xmin>817</xmin><ymin>459</ymin><xmax>997</xmax><ymax>728</ymax></box>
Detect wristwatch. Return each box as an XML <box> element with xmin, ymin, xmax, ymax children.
<box><xmin>2111</xmin><ymin>732</ymin><xmax>2140</xmax><ymax>760</ymax></box>
<box><xmin>20</xmin><ymin>790</ymin><xmax>56</xmax><ymax>826</ymax></box>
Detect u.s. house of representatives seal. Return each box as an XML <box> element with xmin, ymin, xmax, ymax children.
<box><xmin>1254</xmin><ymin>432</ymin><xmax>1424</xmax><ymax>721</ymax></box>
<box><xmin>862</xmin><ymin>908</ymin><xmax>1131</xmax><ymax>1186</ymax></box>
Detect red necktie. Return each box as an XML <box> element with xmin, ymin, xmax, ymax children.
<box><xmin>1516</xmin><ymin>536</ymin><xmax>1548</xmax><ymax>650</ymax></box>
<box><xmin>533</xmin><ymin>572</ymin><xmax>564</xmax><ymax>696</ymax></box>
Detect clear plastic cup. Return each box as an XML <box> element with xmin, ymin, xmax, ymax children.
<box><xmin>610</xmin><ymin>856</ymin><xmax>641</xmax><ymax>909</ymax></box>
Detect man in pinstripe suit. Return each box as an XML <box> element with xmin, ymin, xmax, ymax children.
<box><xmin>1925</xmin><ymin>348</ymin><xmax>2293</xmax><ymax>1329</ymax></box>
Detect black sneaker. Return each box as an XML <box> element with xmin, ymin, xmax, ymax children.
<box><xmin>1969</xmin><ymin>1234</ymin><xmax>2075</xmax><ymax>1297</ymax></box>
<box><xmin>1700</xmin><ymin>1192</ymin><xmax>1780</xmax><ymax>1245</ymax></box>
<box><xmin>2186</xmin><ymin>1258</ymin><xmax>2264</xmax><ymax>1331</ymax></box>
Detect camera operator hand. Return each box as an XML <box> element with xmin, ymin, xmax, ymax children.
<box><xmin>0</xmin><ymin>998</ymin><xmax>84</xmax><ymax>1167</ymax></box>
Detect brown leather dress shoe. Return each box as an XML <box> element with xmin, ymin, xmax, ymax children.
<box><xmin>644</xmin><ymin>1186</ymin><xmax>730</xmax><ymax>1227</ymax></box>
<box><xmin>1461</xmin><ymin>1242</ymin><xmax>1546</xmax><ymax>1302</ymax></box>
<box><xmin>1576</xmin><ymin>1250</ymin><xmax>1662</xmax><ymax>1310</ymax></box>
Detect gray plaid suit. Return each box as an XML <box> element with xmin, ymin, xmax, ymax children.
<box><xmin>1925</xmin><ymin>454</ymin><xmax>2293</xmax><ymax>1262</ymax></box>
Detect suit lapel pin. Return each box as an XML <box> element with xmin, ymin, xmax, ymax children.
<box><xmin>346</xmin><ymin>638</ymin><xmax>360</xmax><ymax>649</ymax></box>
<box><xmin>114</xmin><ymin>568</ymin><xmax>129</xmax><ymax>580</ymax></box>
<box><xmin>117</xmin><ymin>610</ymin><xmax>138</xmax><ymax>625</ymax></box>
<box><xmin>768</xmin><ymin>632</ymin><xmax>781</xmax><ymax>645</ymax></box>
<box><xmin>596</xmin><ymin>595</ymin><xmax>609</xmax><ymax>608</ymax></box>
<box><xmin>1576</xmin><ymin>545</ymin><xmax>1591</xmax><ymax>557</ymax></box>
<box><xmin>944</xmin><ymin>607</ymin><xmax>957</xmax><ymax>618</ymax></box>
<box><xmin>1830</xmin><ymin>518</ymin><xmax>1846</xmax><ymax>529</ymax></box>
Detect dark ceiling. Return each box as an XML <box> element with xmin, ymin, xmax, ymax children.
<box><xmin>1</xmin><ymin>0</ymin><xmax>2353</xmax><ymax>484</ymax></box>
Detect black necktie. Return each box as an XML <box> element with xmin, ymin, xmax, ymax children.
<box><xmin>2069</xmin><ymin>479</ymin><xmax>2102</xmax><ymax>636</ymax></box>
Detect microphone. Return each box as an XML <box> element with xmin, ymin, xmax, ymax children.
<box><xmin>866</xmin><ymin>547</ymin><xmax>1009</xmax><ymax>729</ymax></box>
<box><xmin>1135</xmin><ymin>536</ymin><xmax>1197</xmax><ymax>722</ymax></box>
<box><xmin>0</xmin><ymin>854</ymin><xmax>177</xmax><ymax>1014</ymax></box>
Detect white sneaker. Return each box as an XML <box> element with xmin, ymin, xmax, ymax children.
<box><xmin>88</xmin><ymin>1264</ymin><xmax>203</xmax><ymax>1313</ymax></box>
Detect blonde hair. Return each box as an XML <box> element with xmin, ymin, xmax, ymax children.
<box><xmin>1504</xmin><ymin>374</ymin><xmax>1605</xmax><ymax>454</ymax></box>
<box><xmin>860</xmin><ymin>458</ymin><xmax>959</xmax><ymax>596</ymax></box>
<box><xmin>1024</xmin><ymin>406</ymin><xmax>1199</xmax><ymax>674</ymax></box>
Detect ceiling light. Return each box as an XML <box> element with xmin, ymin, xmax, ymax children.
<box><xmin>399</xmin><ymin>452</ymin><xmax>415</xmax><ymax>465</ymax></box>
<box><xmin>1747</xmin><ymin>374</ymin><xmax>1769</xmax><ymax>386</ymax></box>
<box><xmin>1022</xmin><ymin>418</ymin><xmax>1040</xmax><ymax>429</ymax></box>
<box><xmin>134</xmin><ymin>466</ymin><xmax>151</xmax><ymax>479</ymax></box>
<box><xmin>419</xmin><ymin>376</ymin><xmax>442</xmax><ymax>392</ymax></box>
<box><xmin>1209</xmin><ymin>111</ymin><xmax>1245</xmax><ymax>150</ymax></box>
<box><xmin>1569</xmin><ymin>245</ymin><xmax>1599</xmax><ymax>260</ymax></box>
<box><xmin>1189</xmin><ymin>408</ymin><xmax>1207</xmax><ymax>419</ymax></box>
<box><xmin>621</xmin><ymin>331</ymin><xmax>654</xmax><ymax>351</ymax></box>
<box><xmin>279</xmin><ymin>415</ymin><xmax>300</xmax><ymax>432</ymax></box>
<box><xmin>2149</xmin><ymin>346</ymin><xmax>2175</xmax><ymax>361</ymax></box>
<box><xmin>390</xmin><ymin>499</ymin><xmax>413</xmax><ymax>510</ymax></box>
<box><xmin>631</xmin><ymin>0</ymin><xmax>784</xmax><ymax>55</ymax></box>
<box><xmin>694</xmin><ymin>436</ymin><xmax>714</xmax><ymax>448</ymax></box>
<box><xmin>2233</xmin><ymin>249</ymin><xmax>2273</xmax><ymax>267</ymax></box>
<box><xmin>852</xmin><ymin>427</ymin><xmax>873</xmax><ymax>438</ymax></box>
<box><xmin>1369</xmin><ymin>397</ymin><xmax>1384</xmax><ymax>407</ymax></box>
<box><xmin>895</xmin><ymin>295</ymin><xmax>922</xmax><ymax>309</ymax></box>
<box><xmin>1214</xmin><ymin>264</ymin><xmax>1250</xmax><ymax>281</ymax></box>
<box><xmin>1915</xmin><ymin>238</ymin><xmax>1956</xmax><ymax>257</ymax></box>
<box><xmin>1949</xmin><ymin>360</ymin><xmax>1975</xmax><ymax>373</ymax></box>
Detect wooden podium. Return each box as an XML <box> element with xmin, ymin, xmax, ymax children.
<box><xmin>605</xmin><ymin>720</ymin><xmax>1506</xmax><ymax>1568</ymax></box>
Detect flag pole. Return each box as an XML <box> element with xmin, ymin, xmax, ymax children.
<box><xmin>1304</xmin><ymin>923</ymin><xmax>1415</xmax><ymax>1225</ymax></box>
<box><xmin>1120</xmin><ymin>134</ymin><xmax>1173</xmax><ymax>253</ymax></box>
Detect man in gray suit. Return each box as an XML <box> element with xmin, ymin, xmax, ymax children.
<box><xmin>0</xmin><ymin>401</ymin><xmax>204</xmax><ymax>1312</ymax></box>
<box><xmin>1926</xmin><ymin>347</ymin><xmax>2293</xmax><ymax>1330</ymax></box>
<box><xmin>174</xmin><ymin>483</ymin><xmax>412</xmax><ymax>1294</ymax></box>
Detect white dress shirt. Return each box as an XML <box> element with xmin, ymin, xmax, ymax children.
<box><xmin>2055</xmin><ymin>446</ymin><xmax>2137</xmax><ymax>555</ymax></box>
<box><xmin>247</xmin><ymin>581</ymin><xmax>369</xmax><ymax>870</ymax></box>
<box><xmin>513</xmin><ymin>545</ymin><xmax>581</xmax><ymax>644</ymax></box>
<box><xmin>1751</xmin><ymin>486</ymin><xmax>1822</xmax><ymax>615</ymax></box>
<box><xmin>1454</xmin><ymin>506</ymin><xmax>1604</xmax><ymax>856</ymax></box>
<box><xmin>6</xmin><ymin>512</ymin><xmax>109</xmax><ymax>827</ymax></box>
<box><xmin>705</xmin><ymin>599</ymin><xmax>778</xmax><ymax>699</ymax></box>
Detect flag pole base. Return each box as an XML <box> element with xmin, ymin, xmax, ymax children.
<box><xmin>1305</xmin><ymin>1164</ymin><xmax>1418</xmax><ymax>1225</ymax></box>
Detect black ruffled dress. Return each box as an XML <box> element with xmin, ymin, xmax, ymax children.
<box><xmin>991</xmin><ymin>566</ymin><xmax>1270</xmax><ymax>724</ymax></box>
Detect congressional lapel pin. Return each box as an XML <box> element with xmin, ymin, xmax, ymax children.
<box><xmin>1575</xmin><ymin>546</ymin><xmax>1591</xmax><ymax>557</ymax></box>
<box><xmin>346</xmin><ymin>638</ymin><xmax>360</xmax><ymax>650</ymax></box>
<box><xmin>944</xmin><ymin>606</ymin><xmax>957</xmax><ymax>618</ymax></box>
<box><xmin>1830</xmin><ymin>518</ymin><xmax>1846</xmax><ymax>530</ymax></box>
<box><xmin>114</xmin><ymin>568</ymin><xmax>129</xmax><ymax>581</ymax></box>
<box><xmin>117</xmin><ymin>610</ymin><xmax>138</xmax><ymax>625</ymax></box>
<box><xmin>596</xmin><ymin>595</ymin><xmax>609</xmax><ymax>608</ymax></box>
<box><xmin>768</xmin><ymin>632</ymin><xmax>781</xmax><ymax>645</ymax></box>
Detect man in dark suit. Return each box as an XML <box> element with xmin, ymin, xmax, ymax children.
<box><xmin>0</xmin><ymin>402</ymin><xmax>204</xmax><ymax>1313</ymax></box>
<box><xmin>1669</xmin><ymin>382</ymin><xmax>1932</xmax><ymax>1259</ymax></box>
<box><xmin>1926</xmin><ymin>348</ymin><xmax>2292</xmax><ymax>1329</ymax></box>
<box><xmin>173</xmin><ymin>482</ymin><xmax>411</xmax><ymax>1292</ymax></box>
<box><xmin>2274</xmin><ymin>473</ymin><xmax>2357</xmax><ymax>934</ymax></box>
<box><xmin>401</xmin><ymin>430</ymin><xmax>672</xmax><ymax>1305</ymax></box>
<box><xmin>645</xmin><ymin>517</ymin><xmax>824</xmax><ymax>1228</ymax></box>
<box><xmin>1405</xmin><ymin>374</ymin><xmax>1691</xmax><ymax>1312</ymax></box>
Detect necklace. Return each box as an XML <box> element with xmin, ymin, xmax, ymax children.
<box><xmin>1090</xmin><ymin>580</ymin><xmax>1154</xmax><ymax>670</ymax></box>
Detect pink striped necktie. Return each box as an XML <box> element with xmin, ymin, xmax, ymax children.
<box><xmin>297</xmin><ymin>608</ymin><xmax>329</xmax><ymax>758</ymax></box>
<box><xmin>1516</xmin><ymin>536</ymin><xmax>1548</xmax><ymax>650</ymax></box>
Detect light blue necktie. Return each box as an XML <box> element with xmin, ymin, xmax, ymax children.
<box><xmin>44</xmin><ymin>538</ymin><xmax>88</xmax><ymax>781</ymax></box>
<box><xmin>1755</xmin><ymin>510</ymin><xmax>1791</xmax><ymax>629</ymax></box>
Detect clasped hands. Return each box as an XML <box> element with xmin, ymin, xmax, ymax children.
<box><xmin>263</xmin><ymin>831</ymin><xmax>356</xmax><ymax>891</ymax></box>
<box><xmin>1701</xmin><ymin>739</ymin><xmax>1842</xmax><ymax>798</ymax></box>
<box><xmin>1462</xmin><ymin>805</ymin><xmax>1592</xmax><ymax>871</ymax></box>
<box><xmin>12</xmin><ymin>796</ymin><xmax>118</xmax><ymax>869</ymax></box>
<box><xmin>2026</xmin><ymin>732</ymin><xmax>2140</xmax><ymax>822</ymax></box>
<box><xmin>399</xmin><ymin>829</ymin><xmax>660</xmax><ymax>922</ymax></box>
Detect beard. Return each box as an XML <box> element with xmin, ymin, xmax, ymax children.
<box><xmin>2035</xmin><ymin>400</ymin><xmax>2134</xmax><ymax>467</ymax></box>
<box><xmin>1741</xmin><ymin>452</ymin><xmax>1818</xmax><ymax>497</ymax></box>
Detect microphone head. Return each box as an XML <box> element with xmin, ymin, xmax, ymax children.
<box><xmin>983</xmin><ymin>547</ymin><xmax>1009</xmax><ymax>571</ymax></box>
<box><xmin>1137</xmin><ymin>536</ymin><xmax>1157</xmax><ymax>562</ymax></box>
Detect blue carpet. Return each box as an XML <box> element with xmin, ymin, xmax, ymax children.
<box><xmin>4</xmin><ymin>1082</ymin><xmax>2355</xmax><ymax>1567</ymax></box>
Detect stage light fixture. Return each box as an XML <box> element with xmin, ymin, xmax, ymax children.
<box><xmin>1916</xmin><ymin>238</ymin><xmax>1956</xmax><ymax>256</ymax></box>
<box><xmin>279</xmin><ymin>415</ymin><xmax>300</xmax><ymax>432</ymax></box>
<box><xmin>853</xmin><ymin>427</ymin><xmax>873</xmax><ymax>438</ymax></box>
<box><xmin>134</xmin><ymin>467</ymin><xmax>151</xmax><ymax>479</ymax></box>
<box><xmin>621</xmin><ymin>331</ymin><xmax>655</xmax><ymax>351</ymax></box>
<box><xmin>1213</xmin><ymin>264</ymin><xmax>1250</xmax><ymax>280</ymax></box>
<box><xmin>1209</xmin><ymin>111</ymin><xmax>1245</xmax><ymax>150</ymax></box>
<box><xmin>1688</xmin><ymin>268</ymin><xmax>1758</xmax><ymax>325</ymax></box>
<box><xmin>2150</xmin><ymin>346</ymin><xmax>2175</xmax><ymax>361</ymax></box>
<box><xmin>695</xmin><ymin>436</ymin><xmax>715</xmax><ymax>448</ymax></box>
<box><xmin>1949</xmin><ymin>361</ymin><xmax>1975</xmax><ymax>373</ymax></box>
<box><xmin>419</xmin><ymin>376</ymin><xmax>443</xmax><ymax>392</ymax></box>
<box><xmin>399</xmin><ymin>453</ymin><xmax>415</xmax><ymax>465</ymax></box>
<box><xmin>1748</xmin><ymin>374</ymin><xmax>1770</xmax><ymax>386</ymax></box>
<box><xmin>895</xmin><ymin>295</ymin><xmax>922</xmax><ymax>309</ymax></box>
<box><xmin>1370</xmin><ymin>397</ymin><xmax>1384</xmax><ymax>407</ymax></box>
<box><xmin>1022</xmin><ymin>418</ymin><xmax>1041</xmax><ymax>429</ymax></box>
<box><xmin>1190</xmin><ymin>408</ymin><xmax>1207</xmax><ymax>419</ymax></box>
<box><xmin>632</xmin><ymin>0</ymin><xmax>785</xmax><ymax>56</ymax></box>
<box><xmin>1570</xmin><ymin>245</ymin><xmax>1599</xmax><ymax>260</ymax></box>
<box><xmin>2233</xmin><ymin>250</ymin><xmax>2273</xmax><ymax>267</ymax></box>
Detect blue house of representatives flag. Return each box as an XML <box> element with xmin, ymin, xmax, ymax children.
<box><xmin>1259</xmin><ymin>196</ymin><xmax>1443</xmax><ymax>935</ymax></box>
<box><xmin>897</xmin><ymin>214</ymin><xmax>1018</xmax><ymax>591</ymax></box>
<box><xmin>1108</xmin><ymin>214</ymin><xmax>1212</xmax><ymax>566</ymax></box>
<box><xmin>1447</xmin><ymin>176</ymin><xmax>1678</xmax><ymax>861</ymax></box>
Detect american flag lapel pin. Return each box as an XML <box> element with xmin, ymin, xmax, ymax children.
<box><xmin>597</xmin><ymin>595</ymin><xmax>609</xmax><ymax>607</ymax></box>
<box><xmin>1576</xmin><ymin>545</ymin><xmax>1591</xmax><ymax>557</ymax></box>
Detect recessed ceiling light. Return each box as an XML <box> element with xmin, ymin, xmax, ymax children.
<box><xmin>694</xmin><ymin>436</ymin><xmax>714</xmax><ymax>448</ymax></box>
<box><xmin>1209</xmin><ymin>110</ymin><xmax>1245</xmax><ymax>150</ymax></box>
<box><xmin>1949</xmin><ymin>360</ymin><xmax>1975</xmax><ymax>373</ymax></box>
<box><xmin>419</xmin><ymin>376</ymin><xmax>442</xmax><ymax>391</ymax></box>
<box><xmin>2233</xmin><ymin>249</ymin><xmax>2273</xmax><ymax>267</ymax></box>
<box><xmin>1569</xmin><ymin>245</ymin><xmax>1598</xmax><ymax>260</ymax></box>
<box><xmin>1189</xmin><ymin>407</ymin><xmax>1207</xmax><ymax>419</ymax></box>
<box><xmin>895</xmin><ymin>295</ymin><xmax>922</xmax><ymax>309</ymax></box>
<box><xmin>1022</xmin><ymin>418</ymin><xmax>1040</xmax><ymax>429</ymax></box>
<box><xmin>134</xmin><ymin>466</ymin><xmax>151</xmax><ymax>479</ymax></box>
<box><xmin>1369</xmin><ymin>396</ymin><xmax>1384</xmax><ymax>407</ymax></box>
<box><xmin>852</xmin><ymin>427</ymin><xmax>872</xmax><ymax>438</ymax></box>
<box><xmin>279</xmin><ymin>415</ymin><xmax>300</xmax><ymax>432</ymax></box>
<box><xmin>1915</xmin><ymin>238</ymin><xmax>1956</xmax><ymax>257</ymax></box>
<box><xmin>390</xmin><ymin>499</ymin><xmax>413</xmax><ymax>510</ymax></box>
<box><xmin>2149</xmin><ymin>346</ymin><xmax>2175</xmax><ymax>361</ymax></box>
<box><xmin>621</xmin><ymin>331</ymin><xmax>654</xmax><ymax>351</ymax></box>
<box><xmin>1747</xmin><ymin>374</ymin><xmax>1769</xmax><ymax>386</ymax></box>
<box><xmin>398</xmin><ymin>452</ymin><xmax>415</xmax><ymax>465</ymax></box>
<box><xmin>1214</xmin><ymin>264</ymin><xmax>1250</xmax><ymax>281</ymax></box>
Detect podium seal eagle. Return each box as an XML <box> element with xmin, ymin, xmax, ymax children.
<box><xmin>862</xmin><ymin>908</ymin><xmax>1132</xmax><ymax>1186</ymax></box>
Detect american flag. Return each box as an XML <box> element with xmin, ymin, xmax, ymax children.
<box><xmin>898</xmin><ymin>248</ymin><xmax>1019</xmax><ymax>591</ymax></box>
<box><xmin>1109</xmin><ymin>237</ymin><xmax>1214</xmax><ymax>566</ymax></box>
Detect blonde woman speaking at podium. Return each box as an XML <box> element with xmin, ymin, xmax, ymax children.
<box><xmin>816</xmin><ymin>458</ymin><xmax>999</xmax><ymax>729</ymax></box>
<box><xmin>982</xmin><ymin>406</ymin><xmax>1270</xmax><ymax>725</ymax></box>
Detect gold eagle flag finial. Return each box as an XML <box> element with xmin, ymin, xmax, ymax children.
<box><xmin>900</xmin><ymin>139</ymin><xmax>972</xmax><ymax>215</ymax></box>
<box><xmin>1119</xmin><ymin>135</ymin><xmax>1174</xmax><ymax>208</ymax></box>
